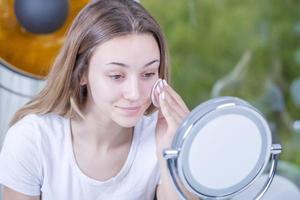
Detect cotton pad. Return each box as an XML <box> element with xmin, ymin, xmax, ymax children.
<box><xmin>151</xmin><ymin>79</ymin><xmax>162</xmax><ymax>107</ymax></box>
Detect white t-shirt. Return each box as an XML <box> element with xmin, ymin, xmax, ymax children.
<box><xmin>0</xmin><ymin>113</ymin><xmax>160</xmax><ymax>200</ymax></box>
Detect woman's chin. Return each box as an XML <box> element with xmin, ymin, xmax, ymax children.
<box><xmin>113</xmin><ymin>106</ymin><xmax>148</xmax><ymax>127</ymax></box>
<box><xmin>112</xmin><ymin>113</ymin><xmax>143</xmax><ymax>127</ymax></box>
<box><xmin>115</xmin><ymin>118</ymin><xmax>140</xmax><ymax>128</ymax></box>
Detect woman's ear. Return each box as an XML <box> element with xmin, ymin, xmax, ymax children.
<box><xmin>80</xmin><ymin>72</ymin><xmax>88</xmax><ymax>86</ymax></box>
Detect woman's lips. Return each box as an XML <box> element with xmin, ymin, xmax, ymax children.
<box><xmin>117</xmin><ymin>106</ymin><xmax>142</xmax><ymax>114</ymax></box>
<box><xmin>119</xmin><ymin>106</ymin><xmax>141</xmax><ymax>110</ymax></box>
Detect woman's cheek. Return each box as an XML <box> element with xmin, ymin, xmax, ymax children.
<box><xmin>142</xmin><ymin>81</ymin><xmax>156</xmax><ymax>99</ymax></box>
<box><xmin>93</xmin><ymin>83</ymin><xmax>120</xmax><ymax>103</ymax></box>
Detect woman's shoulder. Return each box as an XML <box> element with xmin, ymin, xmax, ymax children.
<box><xmin>14</xmin><ymin>113</ymin><xmax>67</xmax><ymax>127</ymax></box>
<box><xmin>0</xmin><ymin>114</ymin><xmax>62</xmax><ymax>196</ymax></box>
<box><xmin>16</xmin><ymin>113</ymin><xmax>66</xmax><ymax>125</ymax></box>
<box><xmin>8</xmin><ymin>113</ymin><xmax>69</xmax><ymax>141</ymax></box>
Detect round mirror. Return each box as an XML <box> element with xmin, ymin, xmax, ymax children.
<box><xmin>164</xmin><ymin>96</ymin><xmax>282</xmax><ymax>200</ymax></box>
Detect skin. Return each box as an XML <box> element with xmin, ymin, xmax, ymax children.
<box><xmin>3</xmin><ymin>33</ymin><xmax>198</xmax><ymax>200</ymax></box>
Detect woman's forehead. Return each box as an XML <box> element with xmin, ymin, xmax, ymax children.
<box><xmin>89</xmin><ymin>33</ymin><xmax>160</xmax><ymax>67</ymax></box>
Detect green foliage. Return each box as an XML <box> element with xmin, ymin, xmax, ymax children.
<box><xmin>143</xmin><ymin>0</ymin><xmax>300</xmax><ymax>167</ymax></box>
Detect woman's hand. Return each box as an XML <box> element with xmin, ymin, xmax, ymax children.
<box><xmin>155</xmin><ymin>80</ymin><xmax>190</xmax><ymax>159</ymax></box>
<box><xmin>154</xmin><ymin>80</ymin><xmax>196</xmax><ymax>200</ymax></box>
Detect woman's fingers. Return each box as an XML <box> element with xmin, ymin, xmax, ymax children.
<box><xmin>154</xmin><ymin>79</ymin><xmax>190</xmax><ymax>135</ymax></box>
<box><xmin>159</xmin><ymin>80</ymin><xmax>189</xmax><ymax>117</ymax></box>
<box><xmin>159</xmin><ymin>91</ymin><xmax>183</xmax><ymax>126</ymax></box>
<box><xmin>163</xmin><ymin>80</ymin><xmax>189</xmax><ymax>112</ymax></box>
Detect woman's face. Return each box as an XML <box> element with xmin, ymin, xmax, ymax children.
<box><xmin>84</xmin><ymin>33</ymin><xmax>160</xmax><ymax>127</ymax></box>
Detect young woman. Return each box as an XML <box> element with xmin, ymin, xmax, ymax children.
<box><xmin>0</xmin><ymin>0</ymin><xmax>193</xmax><ymax>199</ymax></box>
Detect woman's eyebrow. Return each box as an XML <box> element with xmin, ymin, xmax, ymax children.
<box><xmin>144</xmin><ymin>59</ymin><xmax>160</xmax><ymax>67</ymax></box>
<box><xmin>105</xmin><ymin>59</ymin><xmax>160</xmax><ymax>68</ymax></box>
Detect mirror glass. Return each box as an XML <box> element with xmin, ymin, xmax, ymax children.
<box><xmin>189</xmin><ymin>114</ymin><xmax>262</xmax><ymax>189</ymax></box>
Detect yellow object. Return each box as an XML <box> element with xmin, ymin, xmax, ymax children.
<box><xmin>0</xmin><ymin>0</ymin><xmax>89</xmax><ymax>79</ymax></box>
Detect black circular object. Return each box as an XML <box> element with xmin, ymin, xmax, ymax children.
<box><xmin>14</xmin><ymin>0</ymin><xmax>69</xmax><ymax>34</ymax></box>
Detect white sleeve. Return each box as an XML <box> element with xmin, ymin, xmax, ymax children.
<box><xmin>0</xmin><ymin>116</ymin><xmax>42</xmax><ymax>196</ymax></box>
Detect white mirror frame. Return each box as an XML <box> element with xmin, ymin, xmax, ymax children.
<box><xmin>163</xmin><ymin>96</ymin><xmax>282</xmax><ymax>200</ymax></box>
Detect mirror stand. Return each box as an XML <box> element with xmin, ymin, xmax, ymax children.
<box><xmin>253</xmin><ymin>144</ymin><xmax>282</xmax><ymax>200</ymax></box>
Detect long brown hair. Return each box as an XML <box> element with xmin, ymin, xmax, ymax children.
<box><xmin>10</xmin><ymin>0</ymin><xmax>170</xmax><ymax>126</ymax></box>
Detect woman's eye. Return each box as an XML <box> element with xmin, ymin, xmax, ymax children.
<box><xmin>143</xmin><ymin>72</ymin><xmax>156</xmax><ymax>78</ymax></box>
<box><xmin>109</xmin><ymin>75</ymin><xmax>124</xmax><ymax>80</ymax></box>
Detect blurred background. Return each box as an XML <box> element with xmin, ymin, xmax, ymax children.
<box><xmin>143</xmin><ymin>0</ymin><xmax>300</xmax><ymax>187</ymax></box>
<box><xmin>0</xmin><ymin>0</ymin><xmax>300</xmax><ymax>198</ymax></box>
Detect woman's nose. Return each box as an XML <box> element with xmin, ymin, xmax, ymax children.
<box><xmin>123</xmin><ymin>78</ymin><xmax>140</xmax><ymax>101</ymax></box>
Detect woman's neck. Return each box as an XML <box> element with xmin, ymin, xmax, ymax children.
<box><xmin>70</xmin><ymin>113</ymin><xmax>133</xmax><ymax>152</ymax></box>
